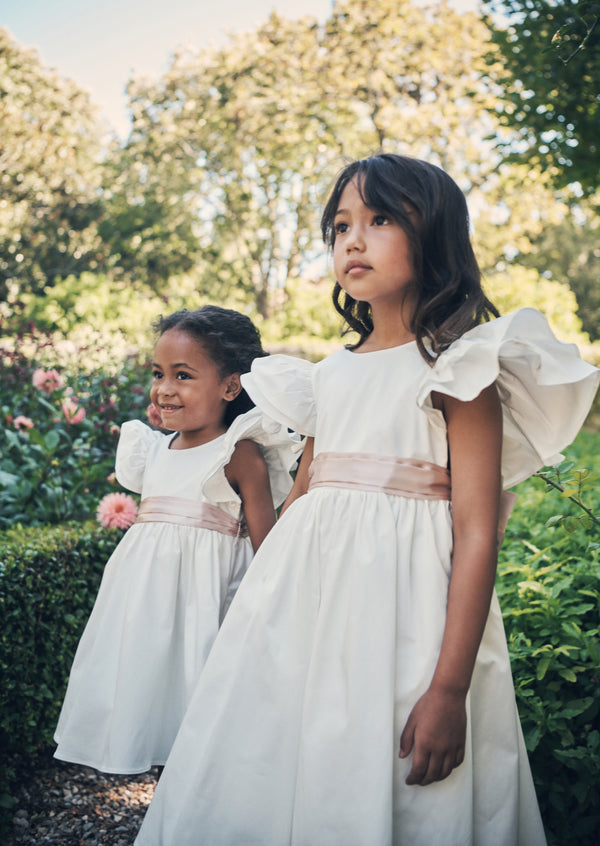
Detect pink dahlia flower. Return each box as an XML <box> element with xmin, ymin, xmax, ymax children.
<box><xmin>32</xmin><ymin>368</ymin><xmax>64</xmax><ymax>393</ymax></box>
<box><xmin>96</xmin><ymin>492</ymin><xmax>138</xmax><ymax>530</ymax></box>
<box><xmin>146</xmin><ymin>402</ymin><xmax>163</xmax><ymax>428</ymax></box>
<box><xmin>62</xmin><ymin>397</ymin><xmax>86</xmax><ymax>424</ymax></box>
<box><xmin>13</xmin><ymin>415</ymin><xmax>34</xmax><ymax>431</ymax></box>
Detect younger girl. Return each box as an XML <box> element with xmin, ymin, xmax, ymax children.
<box><xmin>54</xmin><ymin>305</ymin><xmax>297</xmax><ymax>774</ymax></box>
<box><xmin>135</xmin><ymin>156</ymin><xmax>599</xmax><ymax>845</ymax></box>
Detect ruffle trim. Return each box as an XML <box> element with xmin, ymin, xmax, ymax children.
<box><xmin>115</xmin><ymin>420</ymin><xmax>167</xmax><ymax>493</ymax></box>
<box><xmin>416</xmin><ymin>308</ymin><xmax>599</xmax><ymax>488</ymax></box>
<box><xmin>201</xmin><ymin>407</ymin><xmax>301</xmax><ymax>510</ymax></box>
<box><xmin>241</xmin><ymin>355</ymin><xmax>317</xmax><ymax>437</ymax></box>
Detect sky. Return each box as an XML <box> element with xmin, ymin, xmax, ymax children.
<box><xmin>1</xmin><ymin>0</ymin><xmax>477</xmax><ymax>138</ymax></box>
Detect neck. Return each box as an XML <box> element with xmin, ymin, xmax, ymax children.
<box><xmin>170</xmin><ymin>425</ymin><xmax>227</xmax><ymax>450</ymax></box>
<box><xmin>360</xmin><ymin>304</ymin><xmax>416</xmax><ymax>351</ymax></box>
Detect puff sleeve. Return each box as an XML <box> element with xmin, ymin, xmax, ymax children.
<box><xmin>241</xmin><ymin>354</ymin><xmax>317</xmax><ymax>437</ymax></box>
<box><xmin>201</xmin><ymin>407</ymin><xmax>301</xmax><ymax>511</ymax></box>
<box><xmin>115</xmin><ymin>420</ymin><xmax>166</xmax><ymax>493</ymax></box>
<box><xmin>417</xmin><ymin>308</ymin><xmax>600</xmax><ymax>489</ymax></box>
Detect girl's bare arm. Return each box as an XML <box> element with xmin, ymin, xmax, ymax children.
<box><xmin>279</xmin><ymin>436</ymin><xmax>314</xmax><ymax>516</ymax></box>
<box><xmin>225</xmin><ymin>440</ymin><xmax>276</xmax><ymax>553</ymax></box>
<box><xmin>400</xmin><ymin>383</ymin><xmax>503</xmax><ymax>786</ymax></box>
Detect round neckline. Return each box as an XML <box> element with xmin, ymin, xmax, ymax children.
<box><xmin>167</xmin><ymin>431</ymin><xmax>227</xmax><ymax>451</ymax></box>
<box><xmin>343</xmin><ymin>339</ymin><xmax>417</xmax><ymax>355</ymax></box>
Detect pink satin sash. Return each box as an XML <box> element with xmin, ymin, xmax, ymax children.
<box><xmin>135</xmin><ymin>496</ymin><xmax>240</xmax><ymax>537</ymax></box>
<box><xmin>307</xmin><ymin>451</ymin><xmax>517</xmax><ymax>546</ymax></box>
<box><xmin>308</xmin><ymin>452</ymin><xmax>451</xmax><ymax>500</ymax></box>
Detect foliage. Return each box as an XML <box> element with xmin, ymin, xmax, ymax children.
<box><xmin>482</xmin><ymin>0</ymin><xmax>600</xmax><ymax>193</ymax></box>
<box><xmin>2</xmin><ymin>2</ymin><xmax>599</xmax><ymax>364</ymax></box>
<box><xmin>0</xmin><ymin>328</ymin><xmax>149</xmax><ymax>527</ymax></box>
<box><xmin>498</xmin><ymin>430</ymin><xmax>600</xmax><ymax>844</ymax></box>
<box><xmin>0</xmin><ymin>28</ymin><xmax>107</xmax><ymax>305</ymax></box>
<box><xmin>13</xmin><ymin>271</ymin><xmax>210</xmax><ymax>352</ymax></box>
<box><xmin>485</xmin><ymin>263</ymin><xmax>590</xmax><ymax>344</ymax></box>
<box><xmin>515</xmin><ymin>202</ymin><xmax>600</xmax><ymax>341</ymax></box>
<box><xmin>0</xmin><ymin>521</ymin><xmax>121</xmax><ymax>826</ymax></box>
<box><xmin>112</xmin><ymin>0</ymin><xmax>504</xmax><ymax>317</ymax></box>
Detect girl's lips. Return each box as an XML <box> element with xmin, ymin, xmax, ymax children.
<box><xmin>345</xmin><ymin>261</ymin><xmax>371</xmax><ymax>275</ymax></box>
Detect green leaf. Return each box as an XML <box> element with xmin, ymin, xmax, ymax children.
<box><xmin>44</xmin><ymin>430</ymin><xmax>60</xmax><ymax>452</ymax></box>
<box><xmin>536</xmin><ymin>655</ymin><xmax>552</xmax><ymax>680</ymax></box>
<box><xmin>0</xmin><ymin>471</ymin><xmax>19</xmax><ymax>487</ymax></box>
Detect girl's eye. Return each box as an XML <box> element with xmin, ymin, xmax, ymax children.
<box><xmin>152</xmin><ymin>370</ymin><xmax>162</xmax><ymax>380</ymax></box>
<box><xmin>373</xmin><ymin>214</ymin><xmax>389</xmax><ymax>226</ymax></box>
<box><xmin>176</xmin><ymin>372</ymin><xmax>191</xmax><ymax>380</ymax></box>
<box><xmin>334</xmin><ymin>221</ymin><xmax>349</xmax><ymax>234</ymax></box>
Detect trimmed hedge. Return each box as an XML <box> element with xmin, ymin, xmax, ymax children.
<box><xmin>0</xmin><ymin>521</ymin><xmax>120</xmax><ymax>824</ymax></box>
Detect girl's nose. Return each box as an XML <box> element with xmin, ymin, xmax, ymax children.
<box><xmin>158</xmin><ymin>380</ymin><xmax>176</xmax><ymax>397</ymax></box>
<box><xmin>346</xmin><ymin>225</ymin><xmax>365</xmax><ymax>251</ymax></box>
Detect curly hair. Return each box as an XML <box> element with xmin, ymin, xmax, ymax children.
<box><xmin>154</xmin><ymin>305</ymin><xmax>267</xmax><ymax>426</ymax></box>
<box><xmin>321</xmin><ymin>154</ymin><xmax>499</xmax><ymax>362</ymax></box>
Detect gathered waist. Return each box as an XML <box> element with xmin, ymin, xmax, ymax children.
<box><xmin>135</xmin><ymin>496</ymin><xmax>241</xmax><ymax>536</ymax></box>
<box><xmin>307</xmin><ymin>452</ymin><xmax>451</xmax><ymax>501</ymax></box>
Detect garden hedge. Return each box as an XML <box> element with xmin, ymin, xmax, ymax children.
<box><xmin>0</xmin><ymin>520</ymin><xmax>120</xmax><ymax>826</ymax></box>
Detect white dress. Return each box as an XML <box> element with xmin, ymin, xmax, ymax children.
<box><xmin>135</xmin><ymin>308</ymin><xmax>599</xmax><ymax>845</ymax></box>
<box><xmin>54</xmin><ymin>408</ymin><xmax>297</xmax><ymax>774</ymax></box>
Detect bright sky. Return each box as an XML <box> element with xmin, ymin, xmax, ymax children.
<box><xmin>1</xmin><ymin>0</ymin><xmax>477</xmax><ymax>138</ymax></box>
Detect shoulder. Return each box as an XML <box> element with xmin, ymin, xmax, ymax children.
<box><xmin>225</xmin><ymin>439</ymin><xmax>269</xmax><ymax>490</ymax></box>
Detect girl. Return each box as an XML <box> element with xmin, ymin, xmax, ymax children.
<box><xmin>135</xmin><ymin>156</ymin><xmax>599</xmax><ymax>845</ymax></box>
<box><xmin>54</xmin><ymin>305</ymin><xmax>297</xmax><ymax>775</ymax></box>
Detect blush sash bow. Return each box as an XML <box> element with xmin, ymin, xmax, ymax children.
<box><xmin>135</xmin><ymin>496</ymin><xmax>241</xmax><ymax>536</ymax></box>
<box><xmin>308</xmin><ymin>451</ymin><xmax>451</xmax><ymax>501</ymax></box>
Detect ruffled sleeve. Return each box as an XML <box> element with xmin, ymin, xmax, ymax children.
<box><xmin>202</xmin><ymin>407</ymin><xmax>302</xmax><ymax>511</ymax></box>
<box><xmin>416</xmin><ymin>308</ymin><xmax>600</xmax><ymax>489</ymax></box>
<box><xmin>240</xmin><ymin>354</ymin><xmax>317</xmax><ymax>437</ymax></box>
<box><xmin>115</xmin><ymin>420</ymin><xmax>166</xmax><ymax>493</ymax></box>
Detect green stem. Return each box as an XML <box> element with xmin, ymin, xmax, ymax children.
<box><xmin>535</xmin><ymin>472</ymin><xmax>600</xmax><ymax>528</ymax></box>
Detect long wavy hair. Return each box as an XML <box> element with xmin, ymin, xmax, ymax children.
<box><xmin>154</xmin><ymin>305</ymin><xmax>267</xmax><ymax>427</ymax></box>
<box><xmin>321</xmin><ymin>154</ymin><xmax>499</xmax><ymax>362</ymax></box>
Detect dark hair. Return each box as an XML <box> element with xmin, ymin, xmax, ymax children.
<box><xmin>321</xmin><ymin>154</ymin><xmax>499</xmax><ymax>362</ymax></box>
<box><xmin>154</xmin><ymin>305</ymin><xmax>267</xmax><ymax>427</ymax></box>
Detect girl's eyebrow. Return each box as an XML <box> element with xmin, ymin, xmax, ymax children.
<box><xmin>152</xmin><ymin>361</ymin><xmax>198</xmax><ymax>372</ymax></box>
<box><xmin>334</xmin><ymin>208</ymin><xmax>348</xmax><ymax>217</ymax></box>
<box><xmin>172</xmin><ymin>361</ymin><xmax>199</xmax><ymax>372</ymax></box>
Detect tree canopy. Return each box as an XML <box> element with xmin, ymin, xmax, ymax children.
<box><xmin>0</xmin><ymin>1</ymin><xmax>595</xmax><ymax>351</ymax></box>
<box><xmin>113</xmin><ymin>0</ymin><xmax>504</xmax><ymax>317</ymax></box>
<box><xmin>483</xmin><ymin>0</ymin><xmax>600</xmax><ymax>193</ymax></box>
<box><xmin>0</xmin><ymin>28</ymin><xmax>107</xmax><ymax>305</ymax></box>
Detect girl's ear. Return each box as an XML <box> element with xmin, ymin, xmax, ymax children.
<box><xmin>223</xmin><ymin>373</ymin><xmax>242</xmax><ymax>402</ymax></box>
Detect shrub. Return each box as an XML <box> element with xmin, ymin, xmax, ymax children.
<box><xmin>0</xmin><ymin>521</ymin><xmax>121</xmax><ymax>823</ymax></box>
<box><xmin>499</xmin><ymin>430</ymin><xmax>600</xmax><ymax>845</ymax></box>
<box><xmin>0</xmin><ymin>328</ymin><xmax>150</xmax><ymax>527</ymax></box>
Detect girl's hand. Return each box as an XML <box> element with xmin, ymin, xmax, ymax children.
<box><xmin>399</xmin><ymin>684</ymin><xmax>466</xmax><ymax>786</ymax></box>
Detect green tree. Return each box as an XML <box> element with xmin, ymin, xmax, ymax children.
<box><xmin>482</xmin><ymin>0</ymin><xmax>600</xmax><ymax>193</ymax></box>
<box><xmin>113</xmin><ymin>14</ymin><xmax>347</xmax><ymax>317</ymax></box>
<box><xmin>324</xmin><ymin>0</ymin><xmax>504</xmax><ymax>184</ymax></box>
<box><xmin>115</xmin><ymin>0</ymin><xmax>509</xmax><ymax>318</ymax></box>
<box><xmin>517</xmin><ymin>203</ymin><xmax>600</xmax><ymax>340</ymax></box>
<box><xmin>0</xmin><ymin>28</ymin><xmax>106</xmax><ymax>305</ymax></box>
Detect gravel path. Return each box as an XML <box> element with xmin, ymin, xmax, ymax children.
<box><xmin>5</xmin><ymin>755</ymin><xmax>158</xmax><ymax>845</ymax></box>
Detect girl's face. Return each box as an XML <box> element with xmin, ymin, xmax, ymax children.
<box><xmin>332</xmin><ymin>177</ymin><xmax>416</xmax><ymax>313</ymax></box>
<box><xmin>150</xmin><ymin>328</ymin><xmax>239</xmax><ymax>448</ymax></box>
